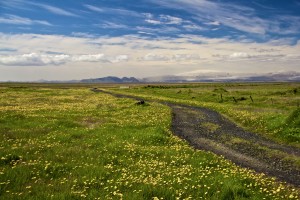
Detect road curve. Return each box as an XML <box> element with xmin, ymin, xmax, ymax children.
<box><xmin>92</xmin><ymin>88</ymin><xmax>300</xmax><ymax>187</ymax></box>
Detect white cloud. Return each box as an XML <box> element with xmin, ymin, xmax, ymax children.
<box><xmin>177</xmin><ymin>69</ymin><xmax>222</xmax><ymax>76</ymax></box>
<box><xmin>160</xmin><ymin>15</ymin><xmax>183</xmax><ymax>25</ymax></box>
<box><xmin>72</xmin><ymin>54</ymin><xmax>128</xmax><ymax>63</ymax></box>
<box><xmin>172</xmin><ymin>54</ymin><xmax>200</xmax><ymax>61</ymax></box>
<box><xmin>71</xmin><ymin>32</ymin><xmax>96</xmax><ymax>38</ymax></box>
<box><xmin>0</xmin><ymin>0</ymin><xmax>33</xmax><ymax>11</ymax></box>
<box><xmin>269</xmin><ymin>15</ymin><xmax>300</xmax><ymax>35</ymax></box>
<box><xmin>84</xmin><ymin>4</ymin><xmax>140</xmax><ymax>17</ymax></box>
<box><xmin>229</xmin><ymin>52</ymin><xmax>250</xmax><ymax>59</ymax></box>
<box><xmin>71</xmin><ymin>54</ymin><xmax>105</xmax><ymax>62</ymax></box>
<box><xmin>136</xmin><ymin>26</ymin><xmax>180</xmax><ymax>34</ymax></box>
<box><xmin>141</xmin><ymin>53</ymin><xmax>169</xmax><ymax>61</ymax></box>
<box><xmin>0</xmin><ymin>33</ymin><xmax>299</xmax><ymax>81</ymax></box>
<box><xmin>111</xmin><ymin>55</ymin><xmax>128</xmax><ymax>63</ymax></box>
<box><xmin>150</xmin><ymin>0</ymin><xmax>300</xmax><ymax>35</ymax></box>
<box><xmin>183</xmin><ymin>24</ymin><xmax>205</xmax><ymax>31</ymax></box>
<box><xmin>252</xmin><ymin>2</ymin><xmax>276</xmax><ymax>10</ymax></box>
<box><xmin>267</xmin><ymin>38</ymin><xmax>296</xmax><ymax>46</ymax></box>
<box><xmin>139</xmin><ymin>53</ymin><xmax>201</xmax><ymax>62</ymax></box>
<box><xmin>137</xmin><ymin>31</ymin><xmax>156</xmax><ymax>36</ymax></box>
<box><xmin>0</xmin><ymin>53</ymin><xmax>128</xmax><ymax>66</ymax></box>
<box><xmin>84</xmin><ymin>4</ymin><xmax>104</xmax><ymax>12</ymax></box>
<box><xmin>221</xmin><ymin>16</ymin><xmax>266</xmax><ymax>35</ymax></box>
<box><xmin>0</xmin><ymin>14</ymin><xmax>52</xmax><ymax>26</ymax></box>
<box><xmin>205</xmin><ymin>21</ymin><xmax>221</xmax><ymax>26</ymax></box>
<box><xmin>98</xmin><ymin>22</ymin><xmax>128</xmax><ymax>29</ymax></box>
<box><xmin>145</xmin><ymin>14</ymin><xmax>183</xmax><ymax>25</ymax></box>
<box><xmin>143</xmin><ymin>13</ymin><xmax>153</xmax><ymax>19</ymax></box>
<box><xmin>145</xmin><ymin>19</ymin><xmax>162</xmax><ymax>25</ymax></box>
<box><xmin>215</xmin><ymin>52</ymin><xmax>288</xmax><ymax>62</ymax></box>
<box><xmin>42</xmin><ymin>5</ymin><xmax>78</xmax><ymax>17</ymax></box>
<box><xmin>0</xmin><ymin>53</ymin><xmax>70</xmax><ymax>66</ymax></box>
<box><xmin>1</xmin><ymin>1</ymin><xmax>79</xmax><ymax>17</ymax></box>
<box><xmin>29</xmin><ymin>2</ymin><xmax>79</xmax><ymax>17</ymax></box>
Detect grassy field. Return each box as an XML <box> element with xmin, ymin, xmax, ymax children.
<box><xmin>109</xmin><ymin>83</ymin><xmax>300</xmax><ymax>146</ymax></box>
<box><xmin>0</xmin><ymin>84</ymin><xmax>299</xmax><ymax>199</ymax></box>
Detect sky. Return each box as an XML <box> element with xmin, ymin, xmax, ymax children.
<box><xmin>0</xmin><ymin>0</ymin><xmax>300</xmax><ymax>81</ymax></box>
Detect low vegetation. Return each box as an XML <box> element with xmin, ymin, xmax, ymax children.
<box><xmin>111</xmin><ymin>83</ymin><xmax>300</xmax><ymax>146</ymax></box>
<box><xmin>0</xmin><ymin>84</ymin><xmax>299</xmax><ymax>199</ymax></box>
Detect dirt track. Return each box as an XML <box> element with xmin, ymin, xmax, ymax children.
<box><xmin>170</xmin><ymin>104</ymin><xmax>300</xmax><ymax>187</ymax></box>
<box><xmin>92</xmin><ymin>89</ymin><xmax>300</xmax><ymax>187</ymax></box>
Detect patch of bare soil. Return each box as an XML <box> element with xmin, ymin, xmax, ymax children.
<box><xmin>92</xmin><ymin>89</ymin><xmax>300</xmax><ymax>187</ymax></box>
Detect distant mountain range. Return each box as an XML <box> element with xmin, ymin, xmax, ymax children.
<box><xmin>80</xmin><ymin>76</ymin><xmax>139</xmax><ymax>83</ymax></box>
<box><xmin>79</xmin><ymin>71</ymin><xmax>300</xmax><ymax>83</ymax></box>
<box><xmin>142</xmin><ymin>71</ymin><xmax>300</xmax><ymax>83</ymax></box>
<box><xmin>4</xmin><ymin>71</ymin><xmax>299</xmax><ymax>83</ymax></box>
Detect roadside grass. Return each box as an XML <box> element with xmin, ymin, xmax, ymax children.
<box><xmin>0</xmin><ymin>85</ymin><xmax>299</xmax><ymax>199</ymax></box>
<box><xmin>109</xmin><ymin>83</ymin><xmax>300</xmax><ymax>146</ymax></box>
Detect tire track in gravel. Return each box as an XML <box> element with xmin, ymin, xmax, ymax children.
<box><xmin>92</xmin><ymin>88</ymin><xmax>300</xmax><ymax>187</ymax></box>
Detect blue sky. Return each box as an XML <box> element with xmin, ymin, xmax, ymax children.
<box><xmin>0</xmin><ymin>0</ymin><xmax>300</xmax><ymax>81</ymax></box>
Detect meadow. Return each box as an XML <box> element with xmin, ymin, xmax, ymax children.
<box><xmin>0</xmin><ymin>83</ymin><xmax>299</xmax><ymax>199</ymax></box>
<box><xmin>109</xmin><ymin>83</ymin><xmax>300</xmax><ymax>146</ymax></box>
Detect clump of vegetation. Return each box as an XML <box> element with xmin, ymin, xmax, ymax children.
<box><xmin>238</xmin><ymin>97</ymin><xmax>247</xmax><ymax>101</ymax></box>
<box><xmin>0</xmin><ymin>154</ymin><xmax>21</xmax><ymax>166</ymax></box>
<box><xmin>289</xmin><ymin>87</ymin><xmax>300</xmax><ymax>95</ymax></box>
<box><xmin>293</xmin><ymin>88</ymin><xmax>298</xmax><ymax>94</ymax></box>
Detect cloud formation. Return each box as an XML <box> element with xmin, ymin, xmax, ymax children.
<box><xmin>1</xmin><ymin>1</ymin><xmax>79</xmax><ymax>17</ymax></box>
<box><xmin>0</xmin><ymin>1</ymin><xmax>299</xmax><ymax>81</ymax></box>
<box><xmin>40</xmin><ymin>5</ymin><xmax>78</xmax><ymax>17</ymax></box>
<box><xmin>139</xmin><ymin>53</ymin><xmax>201</xmax><ymax>62</ymax></box>
<box><xmin>98</xmin><ymin>22</ymin><xmax>128</xmax><ymax>29</ymax></box>
<box><xmin>84</xmin><ymin>4</ymin><xmax>140</xmax><ymax>17</ymax></box>
<box><xmin>84</xmin><ymin>4</ymin><xmax>104</xmax><ymax>12</ymax></box>
<box><xmin>214</xmin><ymin>52</ymin><xmax>291</xmax><ymax>62</ymax></box>
<box><xmin>141</xmin><ymin>53</ymin><xmax>169</xmax><ymax>61</ymax></box>
<box><xmin>145</xmin><ymin>14</ymin><xmax>183</xmax><ymax>25</ymax></box>
<box><xmin>150</xmin><ymin>0</ymin><xmax>300</xmax><ymax>35</ymax></box>
<box><xmin>0</xmin><ymin>53</ymin><xmax>128</xmax><ymax>66</ymax></box>
<box><xmin>0</xmin><ymin>33</ymin><xmax>299</xmax><ymax>81</ymax></box>
<box><xmin>229</xmin><ymin>52</ymin><xmax>251</xmax><ymax>59</ymax></box>
<box><xmin>172</xmin><ymin>54</ymin><xmax>200</xmax><ymax>61</ymax></box>
<box><xmin>0</xmin><ymin>14</ymin><xmax>51</xmax><ymax>26</ymax></box>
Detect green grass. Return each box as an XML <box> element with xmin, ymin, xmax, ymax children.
<box><xmin>109</xmin><ymin>82</ymin><xmax>300</xmax><ymax>146</ymax></box>
<box><xmin>0</xmin><ymin>84</ymin><xmax>299</xmax><ymax>199</ymax></box>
